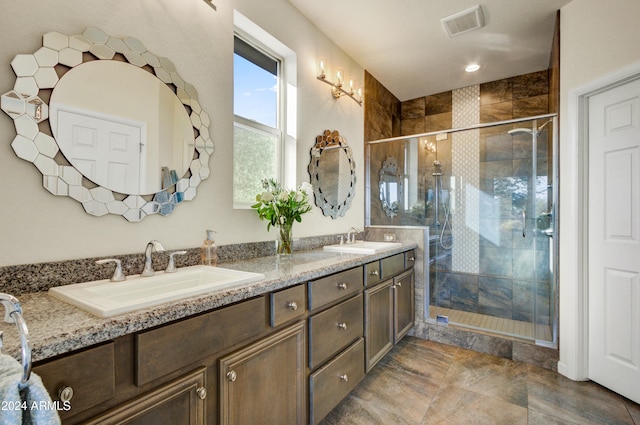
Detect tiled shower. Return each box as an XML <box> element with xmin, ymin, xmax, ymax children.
<box><xmin>366</xmin><ymin>73</ymin><xmax>558</xmax><ymax>347</ymax></box>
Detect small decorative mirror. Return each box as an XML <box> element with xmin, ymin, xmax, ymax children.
<box><xmin>379</xmin><ymin>156</ymin><xmax>402</xmax><ymax>218</ymax></box>
<box><xmin>0</xmin><ymin>28</ymin><xmax>213</xmax><ymax>221</ymax></box>
<box><xmin>308</xmin><ymin>130</ymin><xmax>356</xmax><ymax>219</ymax></box>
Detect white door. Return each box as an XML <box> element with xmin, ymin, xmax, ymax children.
<box><xmin>56</xmin><ymin>110</ymin><xmax>143</xmax><ymax>194</ymax></box>
<box><xmin>588</xmin><ymin>77</ymin><xmax>640</xmax><ymax>404</ymax></box>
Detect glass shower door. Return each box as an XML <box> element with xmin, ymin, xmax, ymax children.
<box><xmin>431</xmin><ymin>118</ymin><xmax>557</xmax><ymax>346</ymax></box>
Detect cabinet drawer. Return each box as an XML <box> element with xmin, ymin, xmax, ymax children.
<box><xmin>309</xmin><ymin>338</ymin><xmax>365</xmax><ymax>425</ymax></box>
<box><xmin>270</xmin><ymin>284</ymin><xmax>306</xmax><ymax>327</ymax></box>
<box><xmin>381</xmin><ymin>253</ymin><xmax>405</xmax><ymax>279</ymax></box>
<box><xmin>136</xmin><ymin>296</ymin><xmax>266</xmax><ymax>386</ymax></box>
<box><xmin>364</xmin><ymin>261</ymin><xmax>381</xmax><ymax>286</ymax></box>
<box><xmin>308</xmin><ymin>267</ymin><xmax>363</xmax><ymax>311</ymax></box>
<box><xmin>34</xmin><ymin>342</ymin><xmax>115</xmax><ymax>420</ymax></box>
<box><xmin>309</xmin><ymin>294</ymin><xmax>363</xmax><ymax>369</ymax></box>
<box><xmin>405</xmin><ymin>250</ymin><xmax>416</xmax><ymax>269</ymax></box>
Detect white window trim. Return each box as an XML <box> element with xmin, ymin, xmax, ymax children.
<box><xmin>233</xmin><ymin>10</ymin><xmax>297</xmax><ymax>193</ymax></box>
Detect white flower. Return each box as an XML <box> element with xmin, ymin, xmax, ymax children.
<box><xmin>278</xmin><ymin>191</ymin><xmax>289</xmax><ymax>202</ymax></box>
<box><xmin>295</xmin><ymin>190</ymin><xmax>304</xmax><ymax>202</ymax></box>
<box><xmin>261</xmin><ymin>191</ymin><xmax>274</xmax><ymax>202</ymax></box>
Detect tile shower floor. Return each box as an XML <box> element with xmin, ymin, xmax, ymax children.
<box><xmin>428</xmin><ymin>307</ymin><xmax>554</xmax><ymax>342</ymax></box>
<box><xmin>321</xmin><ymin>337</ymin><xmax>640</xmax><ymax>425</ymax></box>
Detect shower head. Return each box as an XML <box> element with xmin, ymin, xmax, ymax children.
<box><xmin>508</xmin><ymin>128</ymin><xmax>533</xmax><ymax>136</ymax></box>
<box><xmin>537</xmin><ymin>119</ymin><xmax>553</xmax><ymax>133</ymax></box>
<box><xmin>508</xmin><ymin>119</ymin><xmax>554</xmax><ymax>136</ymax></box>
<box><xmin>432</xmin><ymin>160</ymin><xmax>443</xmax><ymax>176</ymax></box>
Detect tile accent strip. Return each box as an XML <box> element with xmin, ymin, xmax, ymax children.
<box><xmin>451</xmin><ymin>85</ymin><xmax>480</xmax><ymax>274</ymax></box>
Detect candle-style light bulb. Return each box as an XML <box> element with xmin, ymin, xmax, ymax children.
<box><xmin>336</xmin><ymin>69</ymin><xmax>343</xmax><ymax>87</ymax></box>
<box><xmin>318</xmin><ymin>58</ymin><xmax>326</xmax><ymax>78</ymax></box>
<box><xmin>348</xmin><ymin>77</ymin><xmax>355</xmax><ymax>94</ymax></box>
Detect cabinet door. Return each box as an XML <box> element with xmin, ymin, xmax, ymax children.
<box><xmin>364</xmin><ymin>279</ymin><xmax>393</xmax><ymax>371</ymax></box>
<box><xmin>219</xmin><ymin>321</ymin><xmax>306</xmax><ymax>425</ymax></box>
<box><xmin>34</xmin><ymin>342</ymin><xmax>115</xmax><ymax>422</ymax></box>
<box><xmin>394</xmin><ymin>270</ymin><xmax>415</xmax><ymax>344</ymax></box>
<box><xmin>84</xmin><ymin>367</ymin><xmax>206</xmax><ymax>425</ymax></box>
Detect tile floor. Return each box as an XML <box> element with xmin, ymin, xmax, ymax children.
<box><xmin>321</xmin><ymin>337</ymin><xmax>640</xmax><ymax>425</ymax></box>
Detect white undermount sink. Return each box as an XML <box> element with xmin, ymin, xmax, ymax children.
<box><xmin>49</xmin><ymin>265</ymin><xmax>265</xmax><ymax>318</ymax></box>
<box><xmin>323</xmin><ymin>240</ymin><xmax>403</xmax><ymax>254</ymax></box>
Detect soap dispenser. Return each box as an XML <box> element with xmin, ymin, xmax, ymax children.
<box><xmin>201</xmin><ymin>230</ymin><xmax>218</xmax><ymax>266</ymax></box>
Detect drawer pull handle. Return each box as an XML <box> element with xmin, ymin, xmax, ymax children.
<box><xmin>58</xmin><ymin>386</ymin><xmax>74</xmax><ymax>403</ymax></box>
<box><xmin>408</xmin><ymin>257</ymin><xmax>415</xmax><ymax>262</ymax></box>
<box><xmin>227</xmin><ymin>370</ymin><xmax>237</xmax><ymax>382</ymax></box>
<box><xmin>337</xmin><ymin>322</ymin><xmax>347</xmax><ymax>330</ymax></box>
<box><xmin>337</xmin><ymin>283</ymin><xmax>348</xmax><ymax>290</ymax></box>
<box><xmin>287</xmin><ymin>301</ymin><xmax>298</xmax><ymax>311</ymax></box>
<box><xmin>197</xmin><ymin>386</ymin><xmax>207</xmax><ymax>400</ymax></box>
<box><xmin>396</xmin><ymin>282</ymin><xmax>402</xmax><ymax>287</ymax></box>
<box><xmin>340</xmin><ymin>374</ymin><xmax>349</xmax><ymax>382</ymax></box>
<box><xmin>369</xmin><ymin>270</ymin><xmax>379</xmax><ymax>277</ymax></box>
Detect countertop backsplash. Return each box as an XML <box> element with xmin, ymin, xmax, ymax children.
<box><xmin>0</xmin><ymin>233</ymin><xmax>349</xmax><ymax>295</ymax></box>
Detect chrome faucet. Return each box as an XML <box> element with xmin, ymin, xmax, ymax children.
<box><xmin>96</xmin><ymin>258</ymin><xmax>126</xmax><ymax>282</ymax></box>
<box><xmin>346</xmin><ymin>227</ymin><xmax>360</xmax><ymax>244</ymax></box>
<box><xmin>142</xmin><ymin>240</ymin><xmax>165</xmax><ymax>277</ymax></box>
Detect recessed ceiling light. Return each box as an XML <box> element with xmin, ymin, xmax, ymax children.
<box><xmin>465</xmin><ymin>63</ymin><xmax>480</xmax><ymax>72</ymax></box>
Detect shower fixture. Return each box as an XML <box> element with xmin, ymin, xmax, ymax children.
<box><xmin>431</xmin><ymin>160</ymin><xmax>452</xmax><ymax>249</ymax></box>
<box><xmin>508</xmin><ymin>119</ymin><xmax>553</xmax><ymax>136</ymax></box>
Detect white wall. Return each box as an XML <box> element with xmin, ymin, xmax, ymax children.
<box><xmin>0</xmin><ymin>0</ymin><xmax>364</xmax><ymax>267</ymax></box>
<box><xmin>558</xmin><ymin>0</ymin><xmax>640</xmax><ymax>379</ymax></box>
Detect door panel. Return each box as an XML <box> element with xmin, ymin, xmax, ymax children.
<box><xmin>588</xmin><ymin>77</ymin><xmax>640</xmax><ymax>404</ymax></box>
<box><xmin>57</xmin><ymin>109</ymin><xmax>143</xmax><ymax>194</ymax></box>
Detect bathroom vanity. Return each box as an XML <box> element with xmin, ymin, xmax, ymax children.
<box><xmin>13</xmin><ymin>245</ymin><xmax>416</xmax><ymax>424</ymax></box>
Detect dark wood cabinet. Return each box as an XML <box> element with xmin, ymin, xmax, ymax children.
<box><xmin>364</xmin><ymin>258</ymin><xmax>415</xmax><ymax>371</ymax></box>
<box><xmin>85</xmin><ymin>368</ymin><xmax>207</xmax><ymax>425</ymax></box>
<box><xmin>219</xmin><ymin>321</ymin><xmax>306</xmax><ymax>425</ymax></box>
<box><xmin>34</xmin><ymin>249</ymin><xmax>415</xmax><ymax>425</ymax></box>
<box><xmin>364</xmin><ymin>280</ymin><xmax>394</xmax><ymax>371</ymax></box>
<box><xmin>34</xmin><ymin>342</ymin><xmax>116</xmax><ymax>422</ymax></box>
<box><xmin>135</xmin><ymin>297</ymin><xmax>266</xmax><ymax>386</ymax></box>
<box><xmin>394</xmin><ymin>270</ymin><xmax>415</xmax><ymax>343</ymax></box>
<box><xmin>308</xmin><ymin>294</ymin><xmax>363</xmax><ymax>369</ymax></box>
<box><xmin>309</xmin><ymin>338</ymin><xmax>365</xmax><ymax>425</ymax></box>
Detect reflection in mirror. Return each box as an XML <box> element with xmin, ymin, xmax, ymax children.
<box><xmin>49</xmin><ymin>60</ymin><xmax>195</xmax><ymax>195</ymax></box>
<box><xmin>379</xmin><ymin>156</ymin><xmax>402</xmax><ymax>218</ymax></box>
<box><xmin>308</xmin><ymin>130</ymin><xmax>356</xmax><ymax>219</ymax></box>
<box><xmin>0</xmin><ymin>28</ymin><xmax>213</xmax><ymax>221</ymax></box>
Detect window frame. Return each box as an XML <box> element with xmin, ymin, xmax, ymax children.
<box><xmin>232</xmin><ymin>11</ymin><xmax>296</xmax><ymax>209</ymax></box>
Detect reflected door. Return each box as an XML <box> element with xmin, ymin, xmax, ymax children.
<box><xmin>57</xmin><ymin>109</ymin><xmax>143</xmax><ymax>194</ymax></box>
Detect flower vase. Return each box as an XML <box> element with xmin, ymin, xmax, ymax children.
<box><xmin>276</xmin><ymin>222</ymin><xmax>293</xmax><ymax>255</ymax></box>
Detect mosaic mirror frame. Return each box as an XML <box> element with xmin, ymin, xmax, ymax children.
<box><xmin>0</xmin><ymin>27</ymin><xmax>214</xmax><ymax>221</ymax></box>
<box><xmin>379</xmin><ymin>156</ymin><xmax>402</xmax><ymax>218</ymax></box>
<box><xmin>308</xmin><ymin>130</ymin><xmax>356</xmax><ymax>219</ymax></box>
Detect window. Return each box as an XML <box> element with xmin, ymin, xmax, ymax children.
<box><xmin>233</xmin><ymin>35</ymin><xmax>282</xmax><ymax>208</ymax></box>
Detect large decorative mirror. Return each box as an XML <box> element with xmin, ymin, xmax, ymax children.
<box><xmin>308</xmin><ymin>130</ymin><xmax>356</xmax><ymax>219</ymax></box>
<box><xmin>379</xmin><ymin>156</ymin><xmax>402</xmax><ymax>218</ymax></box>
<box><xmin>0</xmin><ymin>28</ymin><xmax>213</xmax><ymax>221</ymax></box>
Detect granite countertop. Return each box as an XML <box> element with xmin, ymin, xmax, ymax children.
<box><xmin>0</xmin><ymin>244</ymin><xmax>416</xmax><ymax>363</ymax></box>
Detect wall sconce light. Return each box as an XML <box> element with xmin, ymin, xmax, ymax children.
<box><xmin>317</xmin><ymin>59</ymin><xmax>363</xmax><ymax>106</ymax></box>
<box><xmin>423</xmin><ymin>139</ymin><xmax>437</xmax><ymax>154</ymax></box>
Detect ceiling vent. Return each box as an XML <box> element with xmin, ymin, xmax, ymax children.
<box><xmin>441</xmin><ymin>5</ymin><xmax>485</xmax><ymax>37</ymax></box>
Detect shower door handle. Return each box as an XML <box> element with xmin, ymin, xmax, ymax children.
<box><xmin>522</xmin><ymin>208</ymin><xmax>526</xmax><ymax>238</ymax></box>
